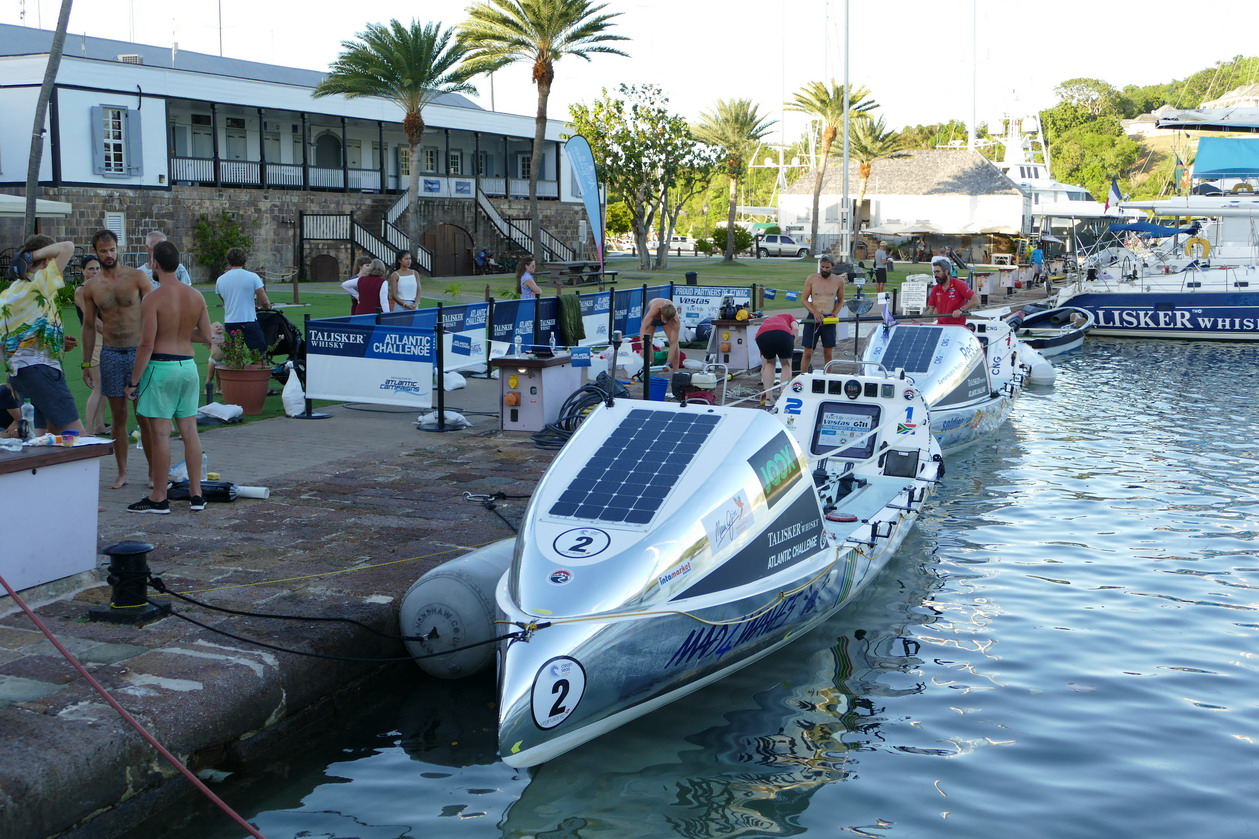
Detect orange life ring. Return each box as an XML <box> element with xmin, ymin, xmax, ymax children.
<box><xmin>1184</xmin><ymin>237</ymin><xmax>1211</xmax><ymax>259</ymax></box>
<box><xmin>1232</xmin><ymin>183</ymin><xmax>1254</xmax><ymax>193</ymax></box>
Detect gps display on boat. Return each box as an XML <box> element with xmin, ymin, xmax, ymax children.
<box><xmin>811</xmin><ymin>402</ymin><xmax>881</xmax><ymax>459</ymax></box>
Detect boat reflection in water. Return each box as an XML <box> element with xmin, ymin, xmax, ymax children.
<box><xmin>483</xmin><ymin>540</ymin><xmax>944</xmax><ymax>839</ymax></box>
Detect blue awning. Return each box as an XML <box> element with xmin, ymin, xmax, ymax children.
<box><xmin>1194</xmin><ymin>138</ymin><xmax>1259</xmax><ymax>178</ymax></box>
<box><xmin>1108</xmin><ymin>221</ymin><xmax>1200</xmax><ymax>238</ymax></box>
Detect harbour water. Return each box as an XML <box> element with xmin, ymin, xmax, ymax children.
<box><xmin>146</xmin><ymin>337</ymin><xmax>1259</xmax><ymax>839</ymax></box>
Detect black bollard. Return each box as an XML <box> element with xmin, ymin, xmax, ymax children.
<box><xmin>88</xmin><ymin>541</ymin><xmax>167</xmax><ymax>624</ymax></box>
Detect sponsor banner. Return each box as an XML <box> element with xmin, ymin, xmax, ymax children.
<box><xmin>613</xmin><ymin>285</ymin><xmax>670</xmax><ymax>337</ymax></box>
<box><xmin>570</xmin><ymin>346</ymin><xmax>592</xmax><ymax>367</ymax></box>
<box><xmin>578</xmin><ymin>290</ymin><xmax>612</xmax><ymax>345</ymax></box>
<box><xmin>306</xmin><ymin>320</ymin><xmax>435</xmax><ymax>408</ymax></box>
<box><xmin>378</xmin><ymin>303</ymin><xmax>489</xmax><ymax>371</ymax></box>
<box><xmin>672</xmin><ymin>285</ymin><xmax>756</xmax><ymax>327</ymax></box>
<box><xmin>490</xmin><ymin>298</ymin><xmax>537</xmax><ymax>358</ymax></box>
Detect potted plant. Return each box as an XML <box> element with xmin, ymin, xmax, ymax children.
<box><xmin>215</xmin><ymin>329</ymin><xmax>272</xmax><ymax>415</ymax></box>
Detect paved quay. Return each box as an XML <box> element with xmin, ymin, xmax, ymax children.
<box><xmin>0</xmin><ymin>375</ymin><xmax>561</xmax><ymax>839</ymax></box>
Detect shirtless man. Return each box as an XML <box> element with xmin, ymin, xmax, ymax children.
<box><xmin>124</xmin><ymin>241</ymin><xmax>211</xmax><ymax>514</ymax></box>
<box><xmin>800</xmin><ymin>255</ymin><xmax>845</xmax><ymax>373</ymax></box>
<box><xmin>81</xmin><ymin>229</ymin><xmax>154</xmax><ymax>489</ymax></box>
<box><xmin>640</xmin><ymin>297</ymin><xmax>681</xmax><ymax>372</ymax></box>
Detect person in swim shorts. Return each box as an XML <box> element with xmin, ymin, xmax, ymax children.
<box><xmin>125</xmin><ymin>241</ymin><xmax>211</xmax><ymax>514</ymax></box>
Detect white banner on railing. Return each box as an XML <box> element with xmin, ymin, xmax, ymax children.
<box><xmin>305</xmin><ymin>319</ymin><xmax>436</xmax><ymax>408</ymax></box>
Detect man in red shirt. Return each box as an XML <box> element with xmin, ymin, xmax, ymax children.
<box><xmin>924</xmin><ymin>257</ymin><xmax>976</xmax><ymax>326</ymax></box>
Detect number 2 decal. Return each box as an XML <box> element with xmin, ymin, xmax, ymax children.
<box><xmin>784</xmin><ymin>397</ymin><xmax>803</xmax><ymax>415</ymax></box>
<box><xmin>549</xmin><ymin>679</ymin><xmax>570</xmax><ymax>717</ymax></box>
<box><xmin>553</xmin><ymin>528</ymin><xmax>611</xmax><ymax>561</ymax></box>
<box><xmin>532</xmin><ymin>657</ymin><xmax>586</xmax><ymax>729</ymax></box>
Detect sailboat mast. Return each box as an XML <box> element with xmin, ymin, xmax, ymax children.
<box><xmin>841</xmin><ymin>0</ymin><xmax>851</xmax><ymax>260</ymax></box>
<box><xmin>967</xmin><ymin>0</ymin><xmax>977</xmax><ymax>150</ymax></box>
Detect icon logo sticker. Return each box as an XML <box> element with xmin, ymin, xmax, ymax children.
<box><xmin>548</xmin><ymin>569</ymin><xmax>573</xmax><ymax>585</ymax></box>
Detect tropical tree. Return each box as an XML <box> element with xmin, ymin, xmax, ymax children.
<box><xmin>785</xmin><ymin>80</ymin><xmax>876</xmax><ymax>253</ymax></box>
<box><xmin>24</xmin><ymin>0</ymin><xmax>73</xmax><ymax>235</ymax></box>
<box><xmin>459</xmin><ymin>0</ymin><xmax>628</xmax><ymax>263</ymax></box>
<box><xmin>693</xmin><ymin>99</ymin><xmax>776</xmax><ymax>262</ymax></box>
<box><xmin>569</xmin><ymin>84</ymin><xmax>718</xmax><ymax>270</ymax></box>
<box><xmin>848</xmin><ymin>117</ymin><xmax>908</xmax><ymax>235</ymax></box>
<box><xmin>314</xmin><ymin>20</ymin><xmax>475</xmax><ymax>255</ymax></box>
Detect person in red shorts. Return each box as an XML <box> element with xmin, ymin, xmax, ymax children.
<box><xmin>924</xmin><ymin>257</ymin><xmax>976</xmax><ymax>326</ymax></box>
<box><xmin>754</xmin><ymin>311</ymin><xmax>798</xmax><ymax>405</ymax></box>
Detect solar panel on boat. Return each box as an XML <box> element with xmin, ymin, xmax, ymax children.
<box><xmin>547</xmin><ymin>409</ymin><xmax>720</xmax><ymax>525</ymax></box>
<box><xmin>880</xmin><ymin>326</ymin><xmax>944</xmax><ymax>373</ymax></box>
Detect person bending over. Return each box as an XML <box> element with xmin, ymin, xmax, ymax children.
<box><xmin>640</xmin><ymin>297</ymin><xmax>681</xmax><ymax>372</ymax></box>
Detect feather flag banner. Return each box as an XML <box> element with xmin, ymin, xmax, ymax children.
<box><xmin>565</xmin><ymin>135</ymin><xmax>604</xmax><ymax>266</ymax></box>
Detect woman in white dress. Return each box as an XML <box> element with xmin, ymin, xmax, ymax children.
<box><xmin>388</xmin><ymin>250</ymin><xmax>421</xmax><ymax>311</ymax></box>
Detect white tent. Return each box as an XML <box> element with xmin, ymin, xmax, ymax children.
<box><xmin>0</xmin><ymin>193</ymin><xmax>72</xmax><ymax>217</ymax></box>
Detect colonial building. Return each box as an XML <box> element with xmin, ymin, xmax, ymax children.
<box><xmin>0</xmin><ymin>23</ymin><xmax>589</xmax><ymax>279</ymax></box>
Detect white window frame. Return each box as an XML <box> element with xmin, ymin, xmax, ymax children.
<box><xmin>422</xmin><ymin>147</ymin><xmax>439</xmax><ymax>173</ymax></box>
<box><xmin>448</xmin><ymin>150</ymin><xmax>463</xmax><ymax>176</ymax></box>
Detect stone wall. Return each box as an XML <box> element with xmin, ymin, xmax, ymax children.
<box><xmin>0</xmin><ymin>186</ymin><xmax>588</xmax><ymax>280</ymax></box>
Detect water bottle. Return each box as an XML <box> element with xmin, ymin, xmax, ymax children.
<box><xmin>18</xmin><ymin>399</ymin><xmax>34</xmax><ymax>440</ymax></box>
<box><xmin>513</xmin><ymin>334</ymin><xmax>522</xmax><ymax>356</ymax></box>
<box><xmin>549</xmin><ymin>332</ymin><xmax>557</xmax><ymax>353</ymax></box>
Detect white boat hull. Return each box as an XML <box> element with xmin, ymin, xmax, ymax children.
<box><xmin>497</xmin><ymin>502</ymin><xmax>920</xmax><ymax>768</ymax></box>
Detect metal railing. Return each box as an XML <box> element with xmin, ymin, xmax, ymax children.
<box><xmin>301</xmin><ymin>213</ymin><xmax>434</xmax><ymax>275</ymax></box>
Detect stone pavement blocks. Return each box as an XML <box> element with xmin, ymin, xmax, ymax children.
<box><xmin>0</xmin><ymin>625</ymin><xmax>45</xmax><ymax>650</ymax></box>
<box><xmin>0</xmin><ymin>674</ymin><xmax>64</xmax><ymax>705</ymax></box>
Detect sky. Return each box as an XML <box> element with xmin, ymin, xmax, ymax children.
<box><xmin>5</xmin><ymin>0</ymin><xmax>1258</xmax><ymax>150</ymax></box>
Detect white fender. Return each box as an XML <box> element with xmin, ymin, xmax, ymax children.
<box><xmin>1021</xmin><ymin>345</ymin><xmax>1057</xmax><ymax>385</ymax></box>
<box><xmin>400</xmin><ymin>538</ymin><xmax>515</xmax><ymax>678</ymax></box>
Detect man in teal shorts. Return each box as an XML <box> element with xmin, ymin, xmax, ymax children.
<box><xmin>125</xmin><ymin>241</ymin><xmax>211</xmax><ymax>514</ymax></box>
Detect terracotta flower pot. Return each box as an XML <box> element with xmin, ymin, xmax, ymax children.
<box><xmin>216</xmin><ymin>365</ymin><xmax>272</xmax><ymax>415</ymax></box>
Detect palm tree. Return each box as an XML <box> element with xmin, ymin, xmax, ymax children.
<box><xmin>314</xmin><ymin>20</ymin><xmax>475</xmax><ymax>255</ymax></box>
<box><xmin>693</xmin><ymin>99</ymin><xmax>776</xmax><ymax>262</ymax></box>
<box><xmin>785</xmin><ymin>81</ymin><xmax>876</xmax><ymax>254</ymax></box>
<box><xmin>24</xmin><ymin>0</ymin><xmax>73</xmax><ymax>235</ymax></box>
<box><xmin>849</xmin><ymin>117</ymin><xmax>908</xmax><ymax>233</ymax></box>
<box><xmin>459</xmin><ymin>0</ymin><xmax>627</xmax><ymax>263</ymax></box>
